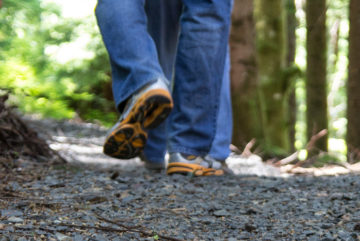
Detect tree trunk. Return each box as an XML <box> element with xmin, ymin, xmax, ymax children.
<box><xmin>306</xmin><ymin>0</ymin><xmax>328</xmax><ymax>155</ymax></box>
<box><xmin>347</xmin><ymin>0</ymin><xmax>360</xmax><ymax>162</ymax></box>
<box><xmin>286</xmin><ymin>0</ymin><xmax>297</xmax><ymax>152</ymax></box>
<box><xmin>230</xmin><ymin>0</ymin><xmax>261</xmax><ymax>148</ymax></box>
<box><xmin>254</xmin><ymin>0</ymin><xmax>290</xmax><ymax>156</ymax></box>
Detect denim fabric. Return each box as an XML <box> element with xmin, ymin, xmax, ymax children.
<box><xmin>208</xmin><ymin>47</ymin><xmax>233</xmax><ymax>161</ymax></box>
<box><xmin>95</xmin><ymin>0</ymin><xmax>168</xmax><ymax>111</ymax></box>
<box><xmin>96</xmin><ymin>0</ymin><xmax>233</xmax><ymax>163</ymax></box>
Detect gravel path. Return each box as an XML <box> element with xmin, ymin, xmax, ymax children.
<box><xmin>0</xmin><ymin>118</ymin><xmax>359</xmax><ymax>240</ymax></box>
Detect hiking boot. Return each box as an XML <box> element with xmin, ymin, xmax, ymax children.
<box><xmin>167</xmin><ymin>153</ymin><xmax>225</xmax><ymax>176</ymax></box>
<box><xmin>103</xmin><ymin>79</ymin><xmax>173</xmax><ymax>159</ymax></box>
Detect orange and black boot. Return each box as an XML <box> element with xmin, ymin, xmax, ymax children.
<box><xmin>103</xmin><ymin>79</ymin><xmax>173</xmax><ymax>159</ymax></box>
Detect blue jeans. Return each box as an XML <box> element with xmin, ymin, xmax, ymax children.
<box><xmin>96</xmin><ymin>0</ymin><xmax>233</xmax><ymax>163</ymax></box>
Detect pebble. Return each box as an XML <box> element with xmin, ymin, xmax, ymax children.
<box><xmin>354</xmin><ymin>223</ymin><xmax>360</xmax><ymax>232</ymax></box>
<box><xmin>213</xmin><ymin>210</ymin><xmax>231</xmax><ymax>217</ymax></box>
<box><xmin>244</xmin><ymin>223</ymin><xmax>257</xmax><ymax>232</ymax></box>
<box><xmin>7</xmin><ymin>217</ymin><xmax>23</xmax><ymax>223</ymax></box>
<box><xmin>55</xmin><ymin>233</ymin><xmax>72</xmax><ymax>241</ymax></box>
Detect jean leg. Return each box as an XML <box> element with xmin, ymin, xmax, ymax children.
<box><xmin>168</xmin><ymin>0</ymin><xmax>232</xmax><ymax>156</ymax></box>
<box><xmin>95</xmin><ymin>0</ymin><xmax>166</xmax><ymax>111</ymax></box>
<box><xmin>142</xmin><ymin>0</ymin><xmax>182</xmax><ymax>163</ymax></box>
<box><xmin>208</xmin><ymin>49</ymin><xmax>233</xmax><ymax>160</ymax></box>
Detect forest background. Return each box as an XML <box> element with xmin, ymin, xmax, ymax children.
<box><xmin>1</xmin><ymin>0</ymin><xmax>359</xmax><ymax>165</ymax></box>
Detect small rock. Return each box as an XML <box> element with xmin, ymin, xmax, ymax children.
<box><xmin>244</xmin><ymin>223</ymin><xmax>257</xmax><ymax>232</ymax></box>
<box><xmin>55</xmin><ymin>232</ymin><xmax>72</xmax><ymax>241</ymax></box>
<box><xmin>85</xmin><ymin>195</ymin><xmax>108</xmax><ymax>204</ymax></box>
<box><xmin>53</xmin><ymin>220</ymin><xmax>62</xmax><ymax>224</ymax></box>
<box><xmin>246</xmin><ymin>208</ymin><xmax>258</xmax><ymax>215</ymax></box>
<box><xmin>190</xmin><ymin>217</ymin><xmax>200</xmax><ymax>222</ymax></box>
<box><xmin>7</xmin><ymin>217</ymin><xmax>23</xmax><ymax>223</ymax></box>
<box><xmin>304</xmin><ymin>230</ymin><xmax>316</xmax><ymax>236</ymax></box>
<box><xmin>320</xmin><ymin>238</ymin><xmax>334</xmax><ymax>241</ymax></box>
<box><xmin>321</xmin><ymin>223</ymin><xmax>333</xmax><ymax>229</ymax></box>
<box><xmin>354</xmin><ymin>223</ymin><xmax>360</xmax><ymax>232</ymax></box>
<box><xmin>122</xmin><ymin>196</ymin><xmax>135</xmax><ymax>203</ymax></box>
<box><xmin>73</xmin><ymin>234</ymin><xmax>85</xmax><ymax>241</ymax></box>
<box><xmin>337</xmin><ymin>230</ymin><xmax>353</xmax><ymax>240</ymax></box>
<box><xmin>238</xmin><ymin>232</ymin><xmax>251</xmax><ymax>239</ymax></box>
<box><xmin>116</xmin><ymin>177</ymin><xmax>130</xmax><ymax>183</ymax></box>
<box><xmin>213</xmin><ymin>210</ymin><xmax>231</xmax><ymax>217</ymax></box>
<box><xmin>1</xmin><ymin>209</ymin><xmax>23</xmax><ymax>217</ymax></box>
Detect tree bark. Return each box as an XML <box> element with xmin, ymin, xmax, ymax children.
<box><xmin>306</xmin><ymin>0</ymin><xmax>328</xmax><ymax>155</ymax></box>
<box><xmin>254</xmin><ymin>0</ymin><xmax>290</xmax><ymax>156</ymax></box>
<box><xmin>347</xmin><ymin>0</ymin><xmax>360</xmax><ymax>162</ymax></box>
<box><xmin>286</xmin><ymin>0</ymin><xmax>297</xmax><ymax>152</ymax></box>
<box><xmin>230</xmin><ymin>0</ymin><xmax>261</xmax><ymax>148</ymax></box>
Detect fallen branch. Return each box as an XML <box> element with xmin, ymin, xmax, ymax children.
<box><xmin>95</xmin><ymin>214</ymin><xmax>184</xmax><ymax>241</ymax></box>
<box><xmin>16</xmin><ymin>221</ymin><xmax>184</xmax><ymax>241</ymax></box>
<box><xmin>306</xmin><ymin>129</ymin><xmax>328</xmax><ymax>151</ymax></box>
<box><xmin>242</xmin><ymin>139</ymin><xmax>256</xmax><ymax>157</ymax></box>
<box><xmin>275</xmin><ymin>129</ymin><xmax>328</xmax><ymax>167</ymax></box>
<box><xmin>275</xmin><ymin>151</ymin><xmax>299</xmax><ymax>166</ymax></box>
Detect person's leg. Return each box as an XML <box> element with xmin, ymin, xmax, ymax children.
<box><xmin>95</xmin><ymin>0</ymin><xmax>167</xmax><ymax>110</ymax></box>
<box><xmin>168</xmin><ymin>0</ymin><xmax>232</xmax><ymax>156</ymax></box>
<box><xmin>142</xmin><ymin>0</ymin><xmax>182</xmax><ymax>165</ymax></box>
<box><xmin>96</xmin><ymin>0</ymin><xmax>172</xmax><ymax>159</ymax></box>
<box><xmin>208</xmin><ymin>48</ymin><xmax>233</xmax><ymax>161</ymax></box>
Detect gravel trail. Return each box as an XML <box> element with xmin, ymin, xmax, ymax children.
<box><xmin>0</xmin><ymin>118</ymin><xmax>359</xmax><ymax>240</ymax></box>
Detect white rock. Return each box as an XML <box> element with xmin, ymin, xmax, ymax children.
<box><xmin>225</xmin><ymin>153</ymin><xmax>281</xmax><ymax>176</ymax></box>
<box><xmin>7</xmin><ymin>217</ymin><xmax>23</xmax><ymax>223</ymax></box>
<box><xmin>56</xmin><ymin>232</ymin><xmax>72</xmax><ymax>241</ymax></box>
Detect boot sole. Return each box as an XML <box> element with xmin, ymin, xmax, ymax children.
<box><xmin>166</xmin><ymin>162</ymin><xmax>224</xmax><ymax>176</ymax></box>
<box><xmin>103</xmin><ymin>89</ymin><xmax>173</xmax><ymax>159</ymax></box>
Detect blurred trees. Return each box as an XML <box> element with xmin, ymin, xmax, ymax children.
<box><xmin>254</xmin><ymin>0</ymin><xmax>290</xmax><ymax>156</ymax></box>
<box><xmin>347</xmin><ymin>0</ymin><xmax>360</xmax><ymax>162</ymax></box>
<box><xmin>286</xmin><ymin>0</ymin><xmax>297</xmax><ymax>153</ymax></box>
<box><xmin>306</xmin><ymin>0</ymin><xmax>328</xmax><ymax>155</ymax></box>
<box><xmin>231</xmin><ymin>0</ymin><xmax>357</xmax><ymax>162</ymax></box>
<box><xmin>230</xmin><ymin>0</ymin><xmax>260</xmax><ymax>149</ymax></box>
<box><xmin>231</xmin><ymin>0</ymin><xmax>296</xmax><ymax>157</ymax></box>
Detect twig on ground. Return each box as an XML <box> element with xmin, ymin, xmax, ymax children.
<box><xmin>241</xmin><ymin>139</ymin><xmax>256</xmax><ymax>157</ymax></box>
<box><xmin>230</xmin><ymin>144</ymin><xmax>242</xmax><ymax>154</ymax></box>
<box><xmin>306</xmin><ymin>129</ymin><xmax>328</xmax><ymax>151</ymax></box>
<box><xmin>275</xmin><ymin>129</ymin><xmax>328</xmax><ymax>168</ymax></box>
<box><xmin>16</xmin><ymin>221</ymin><xmax>180</xmax><ymax>239</ymax></box>
<box><xmin>274</xmin><ymin>151</ymin><xmax>299</xmax><ymax>166</ymax></box>
<box><xmin>95</xmin><ymin>214</ymin><xmax>184</xmax><ymax>241</ymax></box>
<box><xmin>15</xmin><ymin>224</ymin><xmax>129</xmax><ymax>235</ymax></box>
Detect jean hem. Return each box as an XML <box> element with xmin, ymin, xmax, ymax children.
<box><xmin>207</xmin><ymin>151</ymin><xmax>231</xmax><ymax>162</ymax></box>
<box><xmin>168</xmin><ymin>145</ymin><xmax>210</xmax><ymax>157</ymax></box>
<box><xmin>114</xmin><ymin>75</ymin><xmax>167</xmax><ymax>112</ymax></box>
<box><xmin>142</xmin><ymin>155</ymin><xmax>165</xmax><ymax>164</ymax></box>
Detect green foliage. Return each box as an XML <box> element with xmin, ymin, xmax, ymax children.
<box><xmin>293</xmin><ymin>0</ymin><xmax>349</xmax><ymax>161</ymax></box>
<box><xmin>0</xmin><ymin>0</ymin><xmax>117</xmax><ymax>126</ymax></box>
